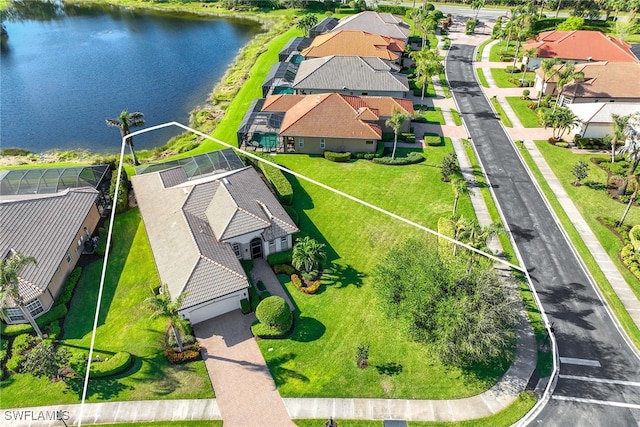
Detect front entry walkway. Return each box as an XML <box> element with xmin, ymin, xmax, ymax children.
<box><xmin>194</xmin><ymin>310</ymin><xmax>295</xmax><ymax>427</ymax></box>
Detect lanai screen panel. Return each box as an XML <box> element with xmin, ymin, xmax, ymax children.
<box><xmin>0</xmin><ymin>165</ymin><xmax>110</xmax><ymax>196</ymax></box>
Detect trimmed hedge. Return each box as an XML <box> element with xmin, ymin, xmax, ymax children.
<box><xmin>291</xmin><ymin>274</ymin><xmax>321</xmax><ymax>294</ymax></box>
<box><xmin>0</xmin><ymin>338</ymin><xmax>7</xmax><ymax>364</ymax></box>
<box><xmin>240</xmin><ymin>298</ymin><xmax>251</xmax><ymax>314</ymax></box>
<box><xmin>574</xmin><ymin>137</ymin><xmax>610</xmax><ymax>150</ymax></box>
<box><xmin>621</xmin><ymin>243</ymin><xmax>640</xmax><ymax>281</ymax></box>
<box><xmin>1</xmin><ymin>304</ymin><xmax>68</xmax><ymax>337</ymax></box>
<box><xmin>256</xmin><ymin>280</ymin><xmax>267</xmax><ymax>292</ymax></box>
<box><xmin>323</xmin><ymin>151</ymin><xmax>351</xmax><ymax>162</ymax></box>
<box><xmin>89</xmin><ymin>351</ymin><xmax>132</xmax><ymax>378</ymax></box>
<box><xmin>424</xmin><ymin>134</ymin><xmax>443</xmax><ymax>146</ymax></box>
<box><xmin>255</xmin><ymin>296</ymin><xmax>291</xmax><ymax>331</ymax></box>
<box><xmin>630</xmin><ymin>225</ymin><xmax>640</xmax><ymax>252</ymax></box>
<box><xmin>6</xmin><ymin>334</ymin><xmax>37</xmax><ymax>372</ymax></box>
<box><xmin>267</xmin><ymin>249</ymin><xmax>293</xmax><ymax>266</ymax></box>
<box><xmin>273</xmin><ymin>264</ymin><xmax>295</xmax><ymax>276</ymax></box>
<box><xmin>258</xmin><ymin>157</ymin><xmax>293</xmax><ymax>205</ymax></box>
<box><xmin>251</xmin><ymin>317</ymin><xmax>293</xmax><ymax>338</ymax></box>
<box><xmin>372</xmin><ymin>152</ymin><xmax>425</xmax><ymax>165</ymax></box>
<box><xmin>54</xmin><ymin>267</ymin><xmax>82</xmax><ymax>307</ymax></box>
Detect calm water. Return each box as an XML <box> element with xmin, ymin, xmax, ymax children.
<box><xmin>0</xmin><ymin>3</ymin><xmax>261</xmax><ymax>153</ymax></box>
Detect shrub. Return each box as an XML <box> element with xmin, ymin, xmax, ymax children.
<box><xmin>521</xmin><ymin>89</ymin><xmax>530</xmax><ymax>99</ymax></box>
<box><xmin>1</xmin><ymin>304</ymin><xmax>68</xmax><ymax>337</ymax></box>
<box><xmin>168</xmin><ymin>333</ymin><xmax>196</xmax><ymax>347</ymax></box>
<box><xmin>44</xmin><ymin>320</ymin><xmax>61</xmax><ymax>342</ymax></box>
<box><xmin>424</xmin><ymin>134</ymin><xmax>443</xmax><ymax>146</ymax></box>
<box><xmin>166</xmin><ymin>344</ymin><xmax>201</xmax><ymax>364</ymax></box>
<box><xmin>251</xmin><ymin>318</ymin><xmax>293</xmax><ymax>338</ymax></box>
<box><xmin>256</xmin><ymin>280</ymin><xmax>267</xmax><ymax>292</ymax></box>
<box><xmin>240</xmin><ymin>298</ymin><xmax>251</xmax><ymax>314</ymax></box>
<box><xmin>505</xmin><ymin>65</ymin><xmax>521</xmax><ymax>74</ymax></box>
<box><xmin>630</xmin><ymin>225</ymin><xmax>640</xmax><ymax>251</ymax></box>
<box><xmin>441</xmin><ymin>152</ymin><xmax>460</xmax><ymax>181</ymax></box>
<box><xmin>54</xmin><ymin>267</ymin><xmax>82</xmax><ymax>307</ymax></box>
<box><xmin>6</xmin><ymin>334</ymin><xmax>37</xmax><ymax>372</ymax></box>
<box><xmin>372</xmin><ymin>152</ymin><xmax>425</xmax><ymax>165</ymax></box>
<box><xmin>89</xmin><ymin>351</ymin><xmax>132</xmax><ymax>378</ymax></box>
<box><xmin>255</xmin><ymin>296</ymin><xmax>291</xmax><ymax>332</ymax></box>
<box><xmin>621</xmin><ymin>243</ymin><xmax>640</xmax><ymax>280</ymax></box>
<box><xmin>0</xmin><ymin>148</ymin><xmax>32</xmax><ymax>156</ymax></box>
<box><xmin>109</xmin><ymin>167</ymin><xmax>129</xmax><ymax>214</ymax></box>
<box><xmin>0</xmin><ymin>338</ymin><xmax>7</xmax><ymax>363</ymax></box>
<box><xmin>267</xmin><ymin>250</ymin><xmax>293</xmax><ymax>266</ymax></box>
<box><xmin>555</xmin><ymin>142</ymin><xmax>569</xmax><ymax>148</ymax></box>
<box><xmin>323</xmin><ymin>151</ymin><xmax>351</xmax><ymax>162</ymax></box>
<box><xmin>401</xmin><ymin>133</ymin><xmax>416</xmax><ymax>143</ymax></box>
<box><xmin>258</xmin><ymin>160</ymin><xmax>294</xmax><ymax>205</ymax></box>
<box><xmin>291</xmin><ymin>274</ymin><xmax>321</xmax><ymax>294</ymax></box>
<box><xmin>273</xmin><ymin>264</ymin><xmax>295</xmax><ymax>275</ymax></box>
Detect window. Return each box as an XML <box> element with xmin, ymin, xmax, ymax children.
<box><xmin>366</xmin><ymin>140</ymin><xmax>374</xmax><ymax>145</ymax></box>
<box><xmin>6</xmin><ymin>308</ymin><xmax>24</xmax><ymax>322</ymax></box>
<box><xmin>232</xmin><ymin>243</ymin><xmax>241</xmax><ymax>258</ymax></box>
<box><xmin>268</xmin><ymin>240</ymin><xmax>276</xmax><ymax>253</ymax></box>
<box><xmin>66</xmin><ymin>253</ymin><xmax>72</xmax><ymax>263</ymax></box>
<box><xmin>298</xmin><ymin>138</ymin><xmax>304</xmax><ymax>148</ymax></box>
<box><xmin>320</xmin><ymin>139</ymin><xmax>325</xmax><ymax>149</ymax></box>
<box><xmin>280</xmin><ymin>236</ymin><xmax>288</xmax><ymax>250</ymax></box>
<box><xmin>26</xmin><ymin>299</ymin><xmax>44</xmax><ymax>317</ymax></box>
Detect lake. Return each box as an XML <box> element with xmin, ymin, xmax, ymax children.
<box><xmin>0</xmin><ymin>2</ymin><xmax>261</xmax><ymax>153</ymax></box>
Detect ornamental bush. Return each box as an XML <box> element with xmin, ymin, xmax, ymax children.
<box><xmin>89</xmin><ymin>351</ymin><xmax>132</xmax><ymax>378</ymax></box>
<box><xmin>372</xmin><ymin>152</ymin><xmax>425</xmax><ymax>165</ymax></box>
<box><xmin>424</xmin><ymin>134</ymin><xmax>443</xmax><ymax>146</ymax></box>
<box><xmin>629</xmin><ymin>225</ymin><xmax>640</xmax><ymax>252</ymax></box>
<box><xmin>273</xmin><ymin>264</ymin><xmax>295</xmax><ymax>275</ymax></box>
<box><xmin>1</xmin><ymin>304</ymin><xmax>68</xmax><ymax>337</ymax></box>
<box><xmin>324</xmin><ymin>151</ymin><xmax>351</xmax><ymax>162</ymax></box>
<box><xmin>54</xmin><ymin>267</ymin><xmax>82</xmax><ymax>307</ymax></box>
<box><xmin>255</xmin><ymin>296</ymin><xmax>291</xmax><ymax>332</ymax></box>
<box><xmin>267</xmin><ymin>250</ymin><xmax>293</xmax><ymax>266</ymax></box>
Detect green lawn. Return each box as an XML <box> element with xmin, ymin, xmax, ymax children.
<box><xmin>255</xmin><ymin>148</ymin><xmax>518</xmax><ymax>400</ymax></box>
<box><xmin>520</xmin><ymin>142</ymin><xmax>640</xmax><ymax>348</ymax></box>
<box><xmin>439</xmin><ymin>72</ymin><xmax>452</xmax><ymax>98</ymax></box>
<box><xmin>295</xmin><ymin>392</ymin><xmax>536</xmax><ymax>426</ymax></box>
<box><xmin>414</xmin><ymin>106</ymin><xmax>445</xmax><ymax>125</ymax></box>
<box><xmin>0</xmin><ymin>209</ymin><xmax>213</xmax><ymax>408</ymax></box>
<box><xmin>475</xmin><ymin>38</ymin><xmax>493</xmax><ymax>61</ymax></box>
<box><xmin>489</xmin><ymin>41</ymin><xmax>517</xmax><ymax>62</ymax></box>
<box><xmin>489</xmin><ymin>68</ymin><xmax>520</xmax><ymax>88</ymax></box>
<box><xmin>505</xmin><ymin>97</ymin><xmax>540</xmax><ymax>128</ymax></box>
<box><xmin>451</xmin><ymin>109</ymin><xmax>462</xmax><ymax>126</ymax></box>
<box><xmin>90</xmin><ymin>423</ymin><xmax>221</xmax><ymax>427</ymax></box>
<box><xmin>476</xmin><ymin>68</ymin><xmax>489</xmax><ymax>88</ymax></box>
<box><xmin>490</xmin><ymin>98</ymin><xmax>513</xmax><ymax>128</ymax></box>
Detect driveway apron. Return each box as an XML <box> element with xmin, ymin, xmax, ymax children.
<box><xmin>194</xmin><ymin>310</ymin><xmax>295</xmax><ymax>427</ymax></box>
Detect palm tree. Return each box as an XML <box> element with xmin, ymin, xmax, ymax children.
<box><xmin>617</xmin><ymin>113</ymin><xmax>640</xmax><ymax>196</ymax></box>
<box><xmin>292</xmin><ymin>236</ymin><xmax>326</xmax><ymax>276</ymax></box>
<box><xmin>106</xmin><ymin>110</ymin><xmax>146</xmax><ymax>166</ymax></box>
<box><xmin>520</xmin><ymin>47</ymin><xmax>537</xmax><ymax>85</ymax></box>
<box><xmin>411</xmin><ymin>47</ymin><xmax>444</xmax><ymax>103</ymax></box>
<box><xmin>537</xmin><ymin>58</ymin><xmax>562</xmax><ymax>107</ymax></box>
<box><xmin>296</xmin><ymin>14</ymin><xmax>318</xmax><ymax>38</ymax></box>
<box><xmin>471</xmin><ymin>0</ymin><xmax>485</xmax><ymax>19</ymax></box>
<box><xmin>145</xmin><ymin>284</ymin><xmax>189</xmax><ymax>352</ymax></box>
<box><xmin>610</xmin><ymin>114</ymin><xmax>630</xmax><ymax>163</ymax></box>
<box><xmin>0</xmin><ymin>251</ymin><xmax>43</xmax><ymax>340</ymax></box>
<box><xmin>618</xmin><ymin>175</ymin><xmax>639</xmax><ymax>227</ymax></box>
<box><xmin>553</xmin><ymin>62</ymin><xmax>584</xmax><ymax>112</ymax></box>
<box><xmin>385</xmin><ymin>109</ymin><xmax>409</xmax><ymax>161</ymax></box>
<box><xmin>451</xmin><ymin>177</ymin><xmax>472</xmax><ymax>216</ymax></box>
<box><xmin>509</xmin><ymin>14</ymin><xmax>533</xmax><ymax>77</ymax></box>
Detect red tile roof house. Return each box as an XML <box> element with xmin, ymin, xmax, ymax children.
<box><xmin>301</xmin><ymin>30</ymin><xmax>406</xmax><ymax>63</ymax></box>
<box><xmin>533</xmin><ymin>61</ymin><xmax>640</xmax><ymax>105</ymax></box>
<box><xmin>132</xmin><ymin>164</ymin><xmax>298</xmax><ymax>324</ymax></box>
<box><xmin>260</xmin><ymin>93</ymin><xmax>413</xmax><ymax>155</ymax></box>
<box><xmin>523</xmin><ymin>30</ymin><xmax>639</xmax><ymax>70</ymax></box>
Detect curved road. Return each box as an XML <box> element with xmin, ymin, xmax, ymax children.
<box><xmin>446</xmin><ymin>42</ymin><xmax>640</xmax><ymax>425</ymax></box>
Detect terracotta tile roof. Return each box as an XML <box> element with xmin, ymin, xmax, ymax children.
<box><xmin>535</xmin><ymin>61</ymin><xmax>640</xmax><ymax>98</ymax></box>
<box><xmin>524</xmin><ymin>30</ymin><xmax>639</xmax><ymax>63</ymax></box>
<box><xmin>262</xmin><ymin>94</ymin><xmax>306</xmax><ymax>112</ymax></box>
<box><xmin>301</xmin><ymin>30</ymin><xmax>405</xmax><ymax>61</ymax></box>
<box><xmin>264</xmin><ymin>93</ymin><xmax>413</xmax><ymax>139</ymax></box>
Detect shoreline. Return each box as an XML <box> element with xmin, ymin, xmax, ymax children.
<box><xmin>0</xmin><ymin>1</ymin><xmax>288</xmax><ymax>167</ymax></box>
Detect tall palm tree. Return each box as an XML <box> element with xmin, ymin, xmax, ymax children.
<box><xmin>411</xmin><ymin>47</ymin><xmax>444</xmax><ymax>103</ymax></box>
<box><xmin>106</xmin><ymin>110</ymin><xmax>146</xmax><ymax>166</ymax></box>
<box><xmin>292</xmin><ymin>236</ymin><xmax>326</xmax><ymax>275</ymax></box>
<box><xmin>509</xmin><ymin>14</ymin><xmax>533</xmax><ymax>77</ymax></box>
<box><xmin>385</xmin><ymin>109</ymin><xmax>409</xmax><ymax>161</ymax></box>
<box><xmin>520</xmin><ymin>47</ymin><xmax>537</xmax><ymax>85</ymax></box>
<box><xmin>145</xmin><ymin>284</ymin><xmax>189</xmax><ymax>352</ymax></box>
<box><xmin>617</xmin><ymin>113</ymin><xmax>640</xmax><ymax>196</ymax></box>
<box><xmin>553</xmin><ymin>62</ymin><xmax>584</xmax><ymax>112</ymax></box>
<box><xmin>610</xmin><ymin>113</ymin><xmax>630</xmax><ymax>163</ymax></box>
<box><xmin>618</xmin><ymin>175</ymin><xmax>639</xmax><ymax>227</ymax></box>
<box><xmin>0</xmin><ymin>251</ymin><xmax>43</xmax><ymax>340</ymax></box>
<box><xmin>537</xmin><ymin>58</ymin><xmax>562</xmax><ymax>107</ymax></box>
<box><xmin>471</xmin><ymin>0</ymin><xmax>485</xmax><ymax>19</ymax></box>
<box><xmin>451</xmin><ymin>177</ymin><xmax>472</xmax><ymax>216</ymax></box>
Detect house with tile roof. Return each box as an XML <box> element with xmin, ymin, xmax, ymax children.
<box><xmin>523</xmin><ymin>30</ymin><xmax>639</xmax><ymax>70</ymax></box>
<box><xmin>533</xmin><ymin>61</ymin><xmax>640</xmax><ymax>105</ymax></box>
<box><xmin>0</xmin><ymin>188</ymin><xmax>101</xmax><ymax>324</ymax></box>
<box><xmin>292</xmin><ymin>55</ymin><xmax>410</xmax><ymax>98</ymax></box>
<box><xmin>252</xmin><ymin>93</ymin><xmax>413</xmax><ymax>155</ymax></box>
<box><xmin>331</xmin><ymin>11</ymin><xmax>410</xmax><ymax>42</ymax></box>
<box><xmin>309</xmin><ymin>16</ymin><xmax>339</xmax><ymax>38</ymax></box>
<box><xmin>569</xmin><ymin>102</ymin><xmax>640</xmax><ymax>139</ymax></box>
<box><xmin>132</xmin><ymin>163</ymin><xmax>298</xmax><ymax>324</ymax></box>
<box><xmin>301</xmin><ymin>30</ymin><xmax>405</xmax><ymax>62</ymax></box>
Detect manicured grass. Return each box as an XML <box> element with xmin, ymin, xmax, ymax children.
<box><xmin>519</xmin><ymin>142</ymin><xmax>640</xmax><ymax>349</ymax></box>
<box><xmin>439</xmin><ymin>72</ymin><xmax>452</xmax><ymax>98</ymax></box>
<box><xmin>475</xmin><ymin>38</ymin><xmax>492</xmax><ymax>61</ymax></box>
<box><xmin>91</xmin><ymin>423</ymin><xmax>221</xmax><ymax>427</ymax></box>
<box><xmin>490</xmin><ymin>98</ymin><xmax>513</xmax><ymax>128</ymax></box>
<box><xmin>505</xmin><ymin>96</ymin><xmax>540</xmax><ymax>128</ymax></box>
<box><xmin>414</xmin><ymin>106</ymin><xmax>445</xmax><ymax>125</ymax></box>
<box><xmin>255</xmin><ymin>148</ymin><xmax>518</xmax><ymax>400</ymax></box>
<box><xmin>476</xmin><ymin>68</ymin><xmax>490</xmax><ymax>88</ymax></box>
<box><xmin>489</xmin><ymin>40</ymin><xmax>517</xmax><ymax>62</ymax></box>
<box><xmin>490</xmin><ymin>68</ymin><xmax>520</xmax><ymax>88</ymax></box>
<box><xmin>0</xmin><ymin>209</ymin><xmax>213</xmax><ymax>408</ymax></box>
<box><xmin>295</xmin><ymin>392</ymin><xmax>536</xmax><ymax>426</ymax></box>
<box><xmin>451</xmin><ymin>109</ymin><xmax>462</xmax><ymax>126</ymax></box>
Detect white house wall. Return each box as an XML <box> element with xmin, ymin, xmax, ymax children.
<box><xmin>180</xmin><ymin>289</ymin><xmax>247</xmax><ymax>324</ymax></box>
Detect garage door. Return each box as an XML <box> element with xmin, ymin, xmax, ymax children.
<box><xmin>187</xmin><ymin>294</ymin><xmax>241</xmax><ymax>324</ymax></box>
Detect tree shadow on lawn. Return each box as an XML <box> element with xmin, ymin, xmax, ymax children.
<box><xmin>321</xmin><ymin>262</ymin><xmax>365</xmax><ymax>290</ymax></box>
<box><xmin>289</xmin><ymin>313</ymin><xmax>326</xmax><ymax>343</ymax></box>
<box><xmin>63</xmin><ymin>209</ymin><xmax>142</xmax><ymax>339</ymax></box>
<box><xmin>374</xmin><ymin>362</ymin><xmax>403</xmax><ymax>376</ymax></box>
<box><xmin>266</xmin><ymin>352</ymin><xmax>310</xmax><ymax>388</ymax></box>
<box><xmin>64</xmin><ymin>374</ymin><xmax>134</xmax><ymax>401</ymax></box>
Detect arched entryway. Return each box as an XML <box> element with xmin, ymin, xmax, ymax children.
<box><xmin>250</xmin><ymin>237</ymin><xmax>263</xmax><ymax>259</ymax></box>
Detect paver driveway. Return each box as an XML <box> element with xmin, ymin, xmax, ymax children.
<box><xmin>194</xmin><ymin>310</ymin><xmax>295</xmax><ymax>427</ymax></box>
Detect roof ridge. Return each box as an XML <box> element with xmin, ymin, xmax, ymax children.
<box><xmin>280</xmin><ymin>93</ymin><xmax>332</xmax><ymax>134</ymax></box>
<box><xmin>237</xmin><ymin>206</ymin><xmax>271</xmax><ymax>226</ymax></box>
<box><xmin>199</xmin><ymin>254</ymin><xmax>247</xmax><ymax>280</ymax></box>
<box><xmin>269</xmin><ymin>213</ymin><xmax>298</xmax><ymax>231</ymax></box>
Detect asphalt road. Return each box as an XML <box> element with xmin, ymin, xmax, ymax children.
<box><xmin>446</xmin><ymin>43</ymin><xmax>640</xmax><ymax>426</ymax></box>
